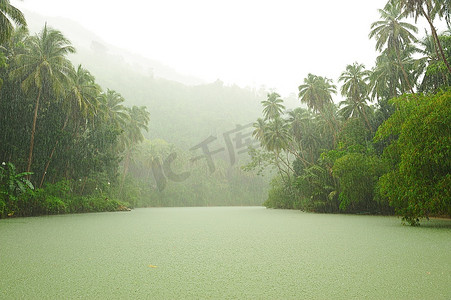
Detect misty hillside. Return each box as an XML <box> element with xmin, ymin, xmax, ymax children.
<box><xmin>23</xmin><ymin>11</ymin><xmax>272</xmax><ymax>148</ymax></box>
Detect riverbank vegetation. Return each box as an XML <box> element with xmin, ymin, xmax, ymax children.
<box><xmin>245</xmin><ymin>0</ymin><xmax>451</xmax><ymax>225</ymax></box>
<box><xmin>0</xmin><ymin>18</ymin><xmax>150</xmax><ymax>217</ymax></box>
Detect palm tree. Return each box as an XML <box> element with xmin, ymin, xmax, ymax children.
<box><xmin>0</xmin><ymin>25</ymin><xmax>28</xmax><ymax>93</ymax></box>
<box><xmin>263</xmin><ymin>116</ymin><xmax>294</xmax><ymax>181</ymax></box>
<box><xmin>97</xmin><ymin>89</ymin><xmax>129</xmax><ymax>131</ymax></box>
<box><xmin>39</xmin><ymin>65</ymin><xmax>101</xmax><ymax>188</ymax></box>
<box><xmin>338</xmin><ymin>98</ymin><xmax>373</xmax><ymax>130</ymax></box>
<box><xmin>118</xmin><ymin>105</ymin><xmax>150</xmax><ymax>196</ymax></box>
<box><xmin>287</xmin><ymin>108</ymin><xmax>309</xmax><ymax>143</ymax></box>
<box><xmin>264</xmin><ymin>116</ymin><xmax>290</xmax><ymax>153</ymax></box>
<box><xmin>286</xmin><ymin>108</ymin><xmax>315</xmax><ymax>167</ymax></box>
<box><xmin>252</xmin><ymin>118</ymin><xmax>267</xmax><ymax>145</ymax></box>
<box><xmin>10</xmin><ymin>24</ymin><xmax>75</xmax><ymax>175</ymax></box>
<box><xmin>298</xmin><ymin>73</ymin><xmax>336</xmax><ymax>114</ymax></box>
<box><xmin>0</xmin><ymin>0</ymin><xmax>26</xmax><ymax>44</ymax></box>
<box><xmin>298</xmin><ymin>73</ymin><xmax>338</xmax><ymax>145</ymax></box>
<box><xmin>338</xmin><ymin>62</ymin><xmax>373</xmax><ymax>131</ymax></box>
<box><xmin>369</xmin><ymin>0</ymin><xmax>418</xmax><ymax>94</ymax></box>
<box><xmin>261</xmin><ymin>92</ymin><xmax>285</xmax><ymax>120</ymax></box>
<box><xmin>417</xmin><ymin>33</ymin><xmax>451</xmax><ymax>92</ymax></box>
<box><xmin>369</xmin><ymin>44</ymin><xmax>419</xmax><ymax>100</ymax></box>
<box><xmin>397</xmin><ymin>0</ymin><xmax>451</xmax><ymax>73</ymax></box>
<box><xmin>66</xmin><ymin>65</ymin><xmax>101</xmax><ymax>122</ymax></box>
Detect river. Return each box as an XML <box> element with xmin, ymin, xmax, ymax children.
<box><xmin>1</xmin><ymin>207</ymin><xmax>450</xmax><ymax>299</ymax></box>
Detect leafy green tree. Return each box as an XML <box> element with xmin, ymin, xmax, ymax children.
<box><xmin>375</xmin><ymin>90</ymin><xmax>451</xmax><ymax>225</ymax></box>
<box><xmin>369</xmin><ymin>0</ymin><xmax>418</xmax><ymax>93</ymax></box>
<box><xmin>0</xmin><ymin>162</ymin><xmax>33</xmax><ymax>217</ymax></box>
<box><xmin>0</xmin><ymin>0</ymin><xmax>26</xmax><ymax>44</ymax></box>
<box><xmin>10</xmin><ymin>24</ymin><xmax>75</xmax><ymax>175</ymax></box>
<box><xmin>333</xmin><ymin>153</ymin><xmax>388</xmax><ymax>212</ymax></box>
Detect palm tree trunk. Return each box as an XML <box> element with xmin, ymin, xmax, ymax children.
<box><xmin>39</xmin><ymin>114</ymin><xmax>70</xmax><ymax>188</ymax></box>
<box><xmin>360</xmin><ymin>106</ymin><xmax>373</xmax><ymax>133</ymax></box>
<box><xmin>27</xmin><ymin>89</ymin><xmax>41</xmax><ymax>177</ymax></box>
<box><xmin>421</xmin><ymin>6</ymin><xmax>451</xmax><ymax>74</ymax></box>
<box><xmin>395</xmin><ymin>48</ymin><xmax>415</xmax><ymax>94</ymax></box>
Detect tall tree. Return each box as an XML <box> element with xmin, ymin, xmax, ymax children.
<box><xmin>39</xmin><ymin>65</ymin><xmax>101</xmax><ymax>188</ymax></box>
<box><xmin>261</xmin><ymin>92</ymin><xmax>285</xmax><ymax>120</ymax></box>
<box><xmin>397</xmin><ymin>0</ymin><xmax>451</xmax><ymax>73</ymax></box>
<box><xmin>369</xmin><ymin>0</ymin><xmax>418</xmax><ymax>93</ymax></box>
<box><xmin>97</xmin><ymin>89</ymin><xmax>129</xmax><ymax>132</ymax></box>
<box><xmin>298</xmin><ymin>73</ymin><xmax>338</xmax><ymax>145</ymax></box>
<box><xmin>0</xmin><ymin>0</ymin><xmax>26</xmax><ymax>44</ymax></box>
<box><xmin>119</xmin><ymin>105</ymin><xmax>150</xmax><ymax>196</ymax></box>
<box><xmin>298</xmin><ymin>73</ymin><xmax>337</xmax><ymax>114</ymax></box>
<box><xmin>10</xmin><ymin>24</ymin><xmax>75</xmax><ymax>176</ymax></box>
<box><xmin>338</xmin><ymin>62</ymin><xmax>373</xmax><ymax>131</ymax></box>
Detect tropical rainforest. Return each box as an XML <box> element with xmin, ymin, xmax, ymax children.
<box><xmin>0</xmin><ymin>0</ymin><xmax>450</xmax><ymax>225</ymax></box>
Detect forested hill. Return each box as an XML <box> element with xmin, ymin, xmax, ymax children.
<box><xmin>23</xmin><ymin>10</ymin><xmax>275</xmax><ymax>148</ymax></box>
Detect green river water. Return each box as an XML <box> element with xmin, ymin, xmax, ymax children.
<box><xmin>0</xmin><ymin>207</ymin><xmax>450</xmax><ymax>299</ymax></box>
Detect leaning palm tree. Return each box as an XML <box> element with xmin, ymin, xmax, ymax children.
<box><xmin>398</xmin><ymin>0</ymin><xmax>451</xmax><ymax>73</ymax></box>
<box><xmin>0</xmin><ymin>0</ymin><xmax>27</xmax><ymax>44</ymax></box>
<box><xmin>338</xmin><ymin>62</ymin><xmax>373</xmax><ymax>131</ymax></box>
<box><xmin>369</xmin><ymin>0</ymin><xmax>418</xmax><ymax>94</ymax></box>
<box><xmin>10</xmin><ymin>24</ymin><xmax>75</xmax><ymax>175</ymax></box>
<box><xmin>261</xmin><ymin>92</ymin><xmax>285</xmax><ymax>120</ymax></box>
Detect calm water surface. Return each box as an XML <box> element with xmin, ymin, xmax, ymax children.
<box><xmin>0</xmin><ymin>207</ymin><xmax>450</xmax><ymax>299</ymax></box>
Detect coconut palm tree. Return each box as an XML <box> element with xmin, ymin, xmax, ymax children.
<box><xmin>298</xmin><ymin>73</ymin><xmax>338</xmax><ymax>145</ymax></box>
<box><xmin>369</xmin><ymin>44</ymin><xmax>419</xmax><ymax>100</ymax></box>
<box><xmin>264</xmin><ymin>117</ymin><xmax>290</xmax><ymax>153</ymax></box>
<box><xmin>287</xmin><ymin>108</ymin><xmax>309</xmax><ymax>143</ymax></box>
<box><xmin>10</xmin><ymin>24</ymin><xmax>75</xmax><ymax>175</ymax></box>
<box><xmin>97</xmin><ymin>89</ymin><xmax>129</xmax><ymax>132</ymax></box>
<box><xmin>0</xmin><ymin>0</ymin><xmax>26</xmax><ymax>44</ymax></box>
<box><xmin>118</xmin><ymin>105</ymin><xmax>150</xmax><ymax>196</ymax></box>
<box><xmin>261</xmin><ymin>92</ymin><xmax>285</xmax><ymax>120</ymax></box>
<box><xmin>252</xmin><ymin>118</ymin><xmax>267</xmax><ymax>145</ymax></box>
<box><xmin>397</xmin><ymin>0</ymin><xmax>451</xmax><ymax>73</ymax></box>
<box><xmin>39</xmin><ymin>65</ymin><xmax>101</xmax><ymax>188</ymax></box>
<box><xmin>338</xmin><ymin>62</ymin><xmax>373</xmax><ymax>131</ymax></box>
<box><xmin>298</xmin><ymin>73</ymin><xmax>336</xmax><ymax>114</ymax></box>
<box><xmin>369</xmin><ymin>0</ymin><xmax>418</xmax><ymax>94</ymax></box>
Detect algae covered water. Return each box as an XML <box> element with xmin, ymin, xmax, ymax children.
<box><xmin>1</xmin><ymin>207</ymin><xmax>450</xmax><ymax>299</ymax></box>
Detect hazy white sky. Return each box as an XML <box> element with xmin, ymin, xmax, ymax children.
<box><xmin>12</xmin><ymin>0</ymin><xmax>441</xmax><ymax>97</ymax></box>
